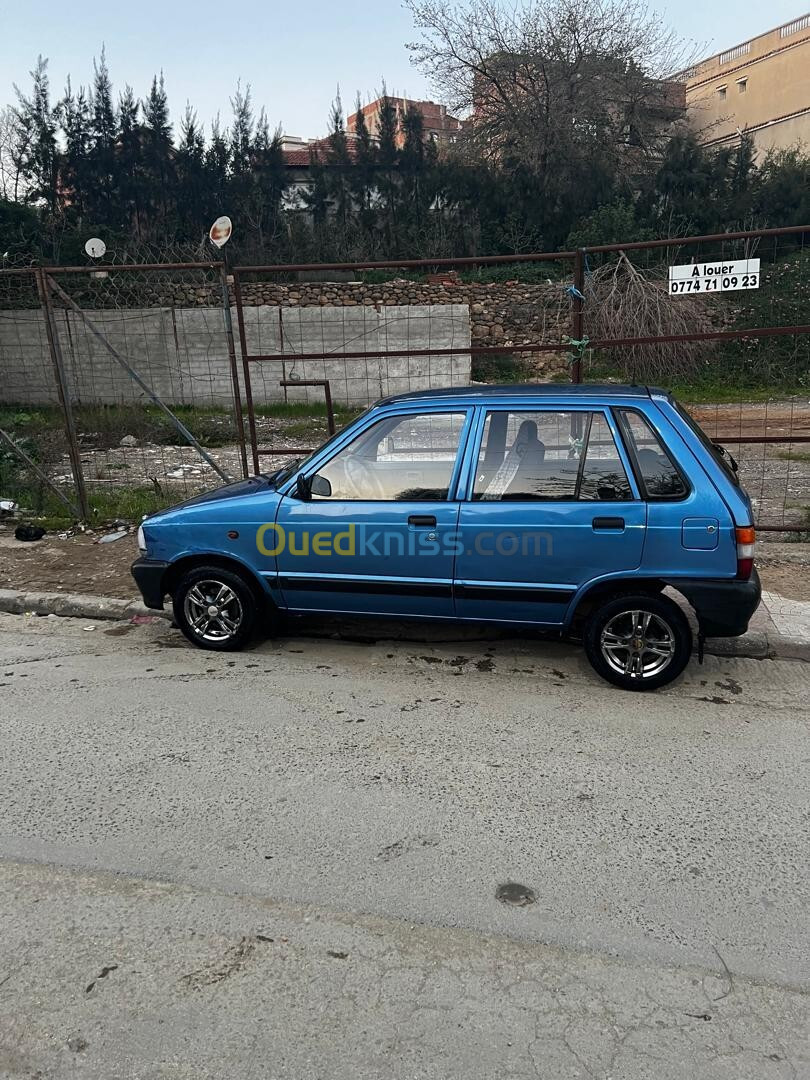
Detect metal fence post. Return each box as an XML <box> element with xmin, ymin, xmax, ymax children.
<box><xmin>231</xmin><ymin>270</ymin><xmax>261</xmax><ymax>475</ymax></box>
<box><xmin>571</xmin><ymin>249</ymin><xmax>585</xmax><ymax>384</ymax></box>
<box><xmin>35</xmin><ymin>268</ymin><xmax>91</xmax><ymax>520</ymax></box>
<box><xmin>218</xmin><ymin>265</ymin><xmax>249</xmax><ymax>479</ymax></box>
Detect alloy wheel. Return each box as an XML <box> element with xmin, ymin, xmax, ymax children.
<box><xmin>183</xmin><ymin>579</ymin><xmax>244</xmax><ymax>643</ymax></box>
<box><xmin>599</xmin><ymin>608</ymin><xmax>676</xmax><ymax>681</ymax></box>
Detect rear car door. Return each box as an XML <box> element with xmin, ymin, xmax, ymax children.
<box><xmin>453</xmin><ymin>407</ymin><xmax>646</xmax><ymax>624</ymax></box>
<box><xmin>275</xmin><ymin>409</ymin><xmax>471</xmax><ymax>617</ymax></box>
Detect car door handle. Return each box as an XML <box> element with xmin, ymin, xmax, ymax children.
<box><xmin>592</xmin><ymin>516</ymin><xmax>625</xmax><ymax>531</ymax></box>
<box><xmin>408</xmin><ymin>515</ymin><xmax>437</xmax><ymax>527</ymax></box>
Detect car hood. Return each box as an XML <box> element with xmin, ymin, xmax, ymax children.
<box><xmin>148</xmin><ymin>475</ymin><xmax>276</xmax><ymax>520</ymax></box>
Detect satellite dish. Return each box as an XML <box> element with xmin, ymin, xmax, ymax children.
<box><xmin>209</xmin><ymin>216</ymin><xmax>233</xmax><ymax>249</ymax></box>
<box><xmin>84</xmin><ymin>237</ymin><xmax>107</xmax><ymax>259</ymax></box>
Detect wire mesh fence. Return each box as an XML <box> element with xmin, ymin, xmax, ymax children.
<box><xmin>230</xmin><ymin>254</ymin><xmax>577</xmax><ymax>470</ymax></box>
<box><xmin>1</xmin><ymin>260</ymin><xmax>249</xmax><ymax>524</ymax></box>
<box><xmin>0</xmin><ymin>225</ymin><xmax>808</xmax><ymax>534</ymax></box>
<box><xmin>577</xmin><ymin>227</ymin><xmax>810</xmax><ymax>531</ymax></box>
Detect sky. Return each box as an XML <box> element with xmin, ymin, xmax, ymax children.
<box><xmin>1</xmin><ymin>0</ymin><xmax>806</xmax><ymax>140</ymax></box>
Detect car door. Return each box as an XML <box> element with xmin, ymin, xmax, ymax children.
<box><xmin>274</xmin><ymin>409</ymin><xmax>472</xmax><ymax>618</ymax></box>
<box><xmin>453</xmin><ymin>407</ymin><xmax>646</xmax><ymax>625</ymax></box>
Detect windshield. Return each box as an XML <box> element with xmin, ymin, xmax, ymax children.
<box><xmin>264</xmin><ymin>406</ymin><xmax>371</xmax><ymax>487</ymax></box>
<box><xmin>674</xmin><ymin>401</ymin><xmax>740</xmax><ymax>487</ymax></box>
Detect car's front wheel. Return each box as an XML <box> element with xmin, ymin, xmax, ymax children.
<box><xmin>584</xmin><ymin>592</ymin><xmax>692</xmax><ymax>691</ymax></box>
<box><xmin>173</xmin><ymin>565</ymin><xmax>259</xmax><ymax>651</ymax></box>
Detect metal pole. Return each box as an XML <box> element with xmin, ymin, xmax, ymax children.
<box><xmin>218</xmin><ymin>265</ymin><xmax>248</xmax><ymax>479</ymax></box>
<box><xmin>46</xmin><ymin>274</ymin><xmax>232</xmax><ymax>484</ymax></box>
<box><xmin>231</xmin><ymin>270</ymin><xmax>261</xmax><ymax>475</ymax></box>
<box><xmin>0</xmin><ymin>425</ymin><xmax>82</xmax><ymax>518</ymax></box>
<box><xmin>571</xmin><ymin>250</ymin><xmax>585</xmax><ymax>385</ymax></box>
<box><xmin>35</xmin><ymin>268</ymin><xmax>92</xmax><ymax>520</ymax></box>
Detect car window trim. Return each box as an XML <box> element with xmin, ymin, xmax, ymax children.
<box><xmin>461</xmin><ymin>405</ymin><xmax>636</xmax><ymax>504</ymax></box>
<box><xmin>612</xmin><ymin>407</ymin><xmax>692</xmax><ymax>503</ymax></box>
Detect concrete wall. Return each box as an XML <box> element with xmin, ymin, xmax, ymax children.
<box><xmin>0</xmin><ymin>303</ymin><xmax>471</xmax><ymax>408</ymax></box>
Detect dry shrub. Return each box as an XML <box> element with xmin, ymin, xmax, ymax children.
<box><xmin>584</xmin><ymin>252</ymin><xmax>716</xmax><ymax>382</ymax></box>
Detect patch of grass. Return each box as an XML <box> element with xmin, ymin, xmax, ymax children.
<box><xmin>775</xmin><ymin>449</ymin><xmax>810</xmax><ymax>463</ymax></box>
<box><xmin>670</xmin><ymin>383</ymin><xmax>810</xmax><ymax>404</ymax></box>
<box><xmin>5</xmin><ymin>482</ymin><xmax>187</xmax><ymax>530</ymax></box>
<box><xmin>253</xmin><ymin>401</ymin><xmax>362</xmax><ymax>424</ymax></box>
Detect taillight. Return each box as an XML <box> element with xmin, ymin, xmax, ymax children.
<box><xmin>735</xmin><ymin>526</ymin><xmax>756</xmax><ymax>580</ymax></box>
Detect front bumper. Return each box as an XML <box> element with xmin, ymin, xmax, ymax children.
<box><xmin>131</xmin><ymin>557</ymin><xmax>170</xmax><ymax>610</ymax></box>
<box><xmin>672</xmin><ymin>568</ymin><xmax>762</xmax><ymax>638</ymax></box>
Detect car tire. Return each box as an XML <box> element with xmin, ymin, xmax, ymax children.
<box><xmin>172</xmin><ymin>565</ymin><xmax>260</xmax><ymax>652</ymax></box>
<box><xmin>584</xmin><ymin>592</ymin><xmax>692</xmax><ymax>691</ymax></box>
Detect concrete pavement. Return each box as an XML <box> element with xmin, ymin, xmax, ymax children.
<box><xmin>0</xmin><ymin>612</ymin><xmax>808</xmax><ymax>1078</ymax></box>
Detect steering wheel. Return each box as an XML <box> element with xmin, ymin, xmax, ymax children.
<box><xmin>344</xmin><ymin>455</ymin><xmax>386</xmax><ymax>500</ymax></box>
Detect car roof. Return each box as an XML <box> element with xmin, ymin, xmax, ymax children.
<box><xmin>376</xmin><ymin>384</ymin><xmax>664</xmax><ymax>407</ymax></box>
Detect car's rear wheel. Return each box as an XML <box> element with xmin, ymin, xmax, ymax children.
<box><xmin>173</xmin><ymin>565</ymin><xmax>259</xmax><ymax>651</ymax></box>
<box><xmin>584</xmin><ymin>592</ymin><xmax>692</xmax><ymax>691</ymax></box>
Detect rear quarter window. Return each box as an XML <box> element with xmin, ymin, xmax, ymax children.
<box><xmin>616</xmin><ymin>409</ymin><xmax>689</xmax><ymax>500</ymax></box>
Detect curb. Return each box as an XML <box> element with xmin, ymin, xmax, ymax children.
<box><xmin>0</xmin><ymin>588</ymin><xmax>171</xmax><ymax>623</ymax></box>
<box><xmin>0</xmin><ymin>587</ymin><xmax>806</xmax><ymax>661</ymax></box>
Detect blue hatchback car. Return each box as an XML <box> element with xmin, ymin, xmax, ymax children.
<box><xmin>132</xmin><ymin>385</ymin><xmax>761</xmax><ymax>690</ymax></box>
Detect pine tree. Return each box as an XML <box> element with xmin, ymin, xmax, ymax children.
<box><xmin>59</xmin><ymin>77</ymin><xmax>92</xmax><ymax>220</ymax></box>
<box><xmin>117</xmin><ymin>85</ymin><xmax>142</xmax><ymax>234</ymax></box>
<box><xmin>375</xmin><ymin>91</ymin><xmax>400</xmax><ymax>255</ymax></box>
<box><xmin>230</xmin><ymin>81</ymin><xmax>253</xmax><ymax>174</ymax></box>
<box><xmin>89</xmin><ymin>47</ymin><xmax>117</xmax><ymax>223</ymax></box>
<box><xmin>142</xmin><ymin>73</ymin><xmax>174</xmax><ymax>238</ymax></box>
<box><xmin>347</xmin><ymin>95</ymin><xmax>377</xmax><ymax>254</ymax></box>
<box><xmin>13</xmin><ymin>56</ymin><xmax>59</xmax><ymax>214</ymax></box>
<box><xmin>176</xmin><ymin>104</ymin><xmax>206</xmax><ymax>239</ymax></box>
<box><xmin>325</xmin><ymin>91</ymin><xmax>353</xmax><ymax>248</ymax></box>
<box><xmin>206</xmin><ymin>115</ymin><xmax>230</xmax><ymax>221</ymax></box>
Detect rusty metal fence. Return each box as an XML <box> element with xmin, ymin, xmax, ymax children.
<box><xmin>0</xmin><ymin>223</ymin><xmax>808</xmax><ymax>533</ymax></box>
<box><xmin>0</xmin><ymin>259</ymin><xmax>246</xmax><ymax>523</ymax></box>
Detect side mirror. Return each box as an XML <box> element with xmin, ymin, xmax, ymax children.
<box><xmin>309</xmin><ymin>474</ymin><xmax>332</xmax><ymax>498</ymax></box>
<box><xmin>295</xmin><ymin>473</ymin><xmax>312</xmax><ymax>501</ymax></box>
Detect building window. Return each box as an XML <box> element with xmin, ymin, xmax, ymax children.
<box><xmin>737</xmin><ymin>78</ymin><xmax>747</xmax><ymax>94</ymax></box>
<box><xmin>717</xmin><ymin>85</ymin><xmax>727</xmax><ymax>100</ymax></box>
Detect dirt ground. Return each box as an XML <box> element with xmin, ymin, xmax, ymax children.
<box><xmin>0</xmin><ymin>526</ymin><xmax>140</xmax><ymax>599</ymax></box>
<box><xmin>2</xmin><ymin>523</ymin><xmax>809</xmax><ymax>603</ymax></box>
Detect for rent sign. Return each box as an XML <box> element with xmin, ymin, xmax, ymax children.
<box><xmin>668</xmin><ymin>258</ymin><xmax>760</xmax><ymax>295</ymax></box>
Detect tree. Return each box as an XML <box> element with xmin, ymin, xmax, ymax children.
<box><xmin>88</xmin><ymin>47</ymin><xmax>117</xmax><ymax>222</ymax></box>
<box><xmin>325</xmin><ymin>90</ymin><xmax>354</xmax><ymax>244</ymax></box>
<box><xmin>0</xmin><ymin>105</ymin><xmax>28</xmax><ymax>203</ymax></box>
<box><xmin>117</xmin><ymin>85</ymin><xmax>142</xmax><ymax>234</ymax></box>
<box><xmin>405</xmin><ymin>0</ymin><xmax>695</xmax><ymax>244</ymax></box>
<box><xmin>141</xmin><ymin>73</ymin><xmax>174</xmax><ymax>237</ymax></box>
<box><xmin>59</xmin><ymin>79</ymin><xmax>92</xmax><ymax>220</ymax></box>
<box><xmin>12</xmin><ymin>56</ymin><xmax>59</xmax><ymax>214</ymax></box>
<box><xmin>176</xmin><ymin>104</ymin><xmax>207</xmax><ymax>239</ymax></box>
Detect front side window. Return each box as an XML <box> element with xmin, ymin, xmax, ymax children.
<box><xmin>616</xmin><ymin>410</ymin><xmax>689</xmax><ymax>499</ymax></box>
<box><xmin>472</xmin><ymin>410</ymin><xmax>632</xmax><ymax>501</ymax></box>
<box><xmin>313</xmin><ymin>411</ymin><xmax>467</xmax><ymax>501</ymax></box>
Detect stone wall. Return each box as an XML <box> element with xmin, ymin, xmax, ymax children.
<box><xmin>219</xmin><ymin>278</ymin><xmax>570</xmax><ymax>378</ymax></box>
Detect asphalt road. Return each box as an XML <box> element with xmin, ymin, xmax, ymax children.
<box><xmin>1</xmin><ymin>611</ymin><xmax>808</xmax><ymax>1079</ymax></box>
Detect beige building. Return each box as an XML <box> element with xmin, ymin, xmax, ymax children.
<box><xmin>684</xmin><ymin>13</ymin><xmax>810</xmax><ymax>153</ymax></box>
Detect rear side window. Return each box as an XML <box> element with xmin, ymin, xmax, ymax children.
<box><xmin>616</xmin><ymin>410</ymin><xmax>688</xmax><ymax>500</ymax></box>
<box><xmin>472</xmin><ymin>410</ymin><xmax>632</xmax><ymax>501</ymax></box>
